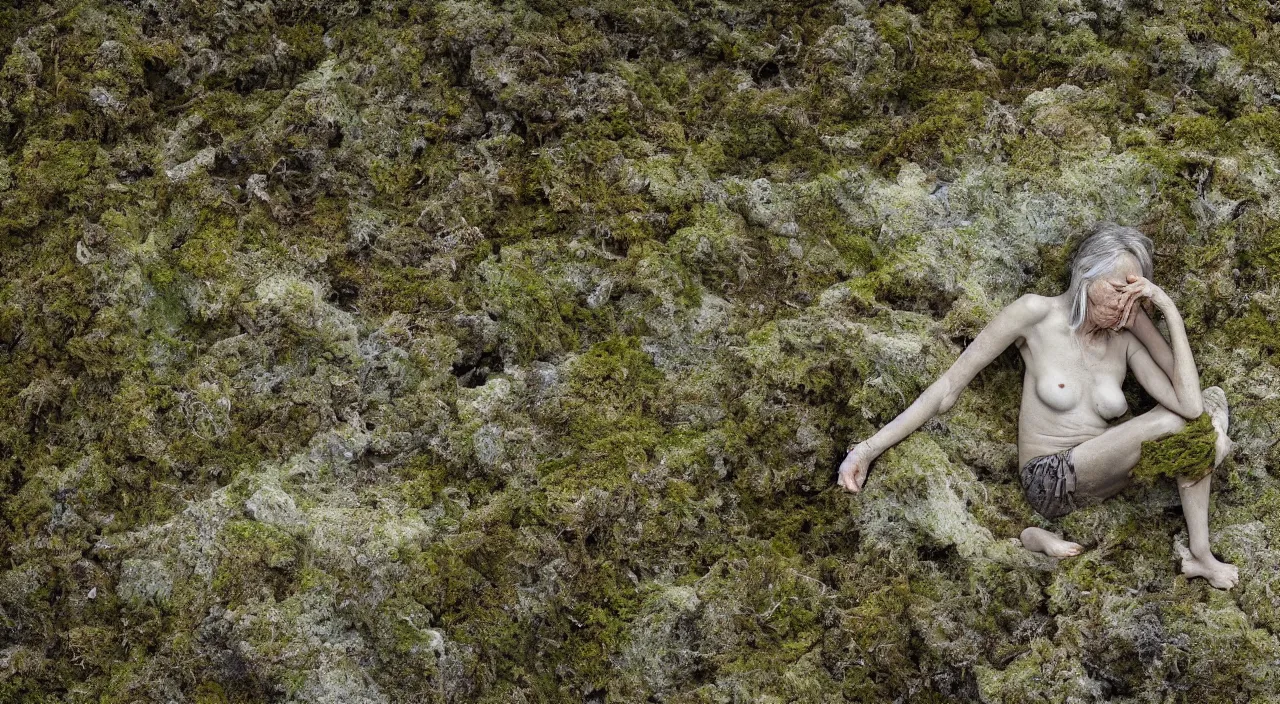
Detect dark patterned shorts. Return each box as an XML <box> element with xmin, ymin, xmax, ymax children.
<box><xmin>1020</xmin><ymin>448</ymin><xmax>1079</xmax><ymax>519</ymax></box>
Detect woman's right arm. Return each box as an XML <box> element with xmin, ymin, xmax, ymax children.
<box><xmin>838</xmin><ymin>294</ymin><xmax>1050</xmax><ymax>493</ymax></box>
<box><xmin>1125</xmin><ymin>305</ymin><xmax>1176</xmax><ymax>379</ymax></box>
<box><xmin>1121</xmin><ymin>275</ymin><xmax>1203</xmax><ymax>419</ymax></box>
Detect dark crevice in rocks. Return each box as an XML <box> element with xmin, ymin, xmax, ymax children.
<box><xmin>327</xmin><ymin>281</ymin><xmax>360</xmax><ymax>313</ymax></box>
<box><xmin>117</xmin><ymin>163</ymin><xmax>155</xmax><ymax>184</ymax></box>
<box><xmin>453</xmin><ymin>349</ymin><xmax>504</xmax><ymax>388</ymax></box>
<box><xmin>143</xmin><ymin>57</ymin><xmax>187</xmax><ymax>109</ymax></box>
<box><xmin>232</xmin><ymin>71</ymin><xmax>267</xmax><ymax>96</ymax></box>
<box><xmin>210</xmin><ymin>146</ymin><xmax>250</xmax><ymax>181</ymax></box>
<box><xmin>878</xmin><ymin>288</ymin><xmax>961</xmax><ymax>319</ymax></box>
<box><xmin>916</xmin><ymin>543</ymin><xmax>955</xmax><ymax>564</ymax></box>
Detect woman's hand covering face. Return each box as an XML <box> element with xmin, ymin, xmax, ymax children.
<box><xmin>1088</xmin><ymin>279</ymin><xmax>1132</xmax><ymax>330</ymax></box>
<box><xmin>1089</xmin><ymin>273</ymin><xmax>1160</xmax><ymax>331</ymax></box>
<box><xmin>1116</xmin><ymin>274</ymin><xmax>1161</xmax><ymax>330</ymax></box>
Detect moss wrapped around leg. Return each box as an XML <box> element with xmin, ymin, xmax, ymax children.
<box><xmin>1128</xmin><ymin>412</ymin><xmax>1218</xmax><ymax>487</ymax></box>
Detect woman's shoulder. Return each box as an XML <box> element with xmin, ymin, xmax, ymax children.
<box><xmin>1004</xmin><ymin>292</ymin><xmax>1057</xmax><ymax>322</ymax></box>
<box><xmin>982</xmin><ymin>294</ymin><xmax>1057</xmax><ymax>346</ymax></box>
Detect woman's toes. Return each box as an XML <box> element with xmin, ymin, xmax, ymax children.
<box><xmin>1020</xmin><ymin>527</ymin><xmax>1086</xmax><ymax>558</ymax></box>
<box><xmin>1217</xmin><ymin>570</ymin><xmax>1239</xmax><ymax>589</ymax></box>
<box><xmin>1047</xmin><ymin>541</ymin><xmax>1084</xmax><ymax>559</ymax></box>
<box><xmin>1181</xmin><ymin>555</ymin><xmax>1240</xmax><ymax>590</ymax></box>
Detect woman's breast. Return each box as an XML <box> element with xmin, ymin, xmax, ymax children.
<box><xmin>1032</xmin><ymin>372</ymin><xmax>1126</xmax><ymax>418</ymax></box>
<box><xmin>1092</xmin><ymin>381</ymin><xmax>1128</xmax><ymax>419</ymax></box>
<box><xmin>1019</xmin><ymin>329</ymin><xmax>1128</xmax><ymax>419</ymax></box>
<box><xmin>1034</xmin><ymin>375</ymin><xmax>1082</xmax><ymax>412</ymax></box>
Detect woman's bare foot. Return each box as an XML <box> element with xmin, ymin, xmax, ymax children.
<box><xmin>1181</xmin><ymin>553</ymin><xmax>1240</xmax><ymax>589</ymax></box>
<box><xmin>1204</xmin><ymin>385</ymin><xmax>1232</xmax><ymax>467</ymax></box>
<box><xmin>1020</xmin><ymin>526</ymin><xmax>1084</xmax><ymax>558</ymax></box>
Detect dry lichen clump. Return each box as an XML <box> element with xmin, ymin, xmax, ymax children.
<box><xmin>1128</xmin><ymin>412</ymin><xmax>1218</xmax><ymax>487</ymax></box>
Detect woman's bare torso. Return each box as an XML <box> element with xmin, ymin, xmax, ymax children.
<box><xmin>1014</xmin><ymin>295</ymin><xmax>1131</xmax><ymax>467</ymax></box>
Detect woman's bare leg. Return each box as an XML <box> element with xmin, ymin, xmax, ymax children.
<box><xmin>1018</xmin><ymin>399</ymin><xmax>1184</xmax><ymax>560</ymax></box>
<box><xmin>1063</xmin><ymin>386</ymin><xmax>1237</xmax><ymax>588</ymax></box>
<box><xmin>1068</xmin><ymin>403</ymin><xmax>1188</xmax><ymax>499</ymax></box>
<box><xmin>1176</xmin><ymin>388</ymin><xmax>1237</xmax><ymax>588</ymax></box>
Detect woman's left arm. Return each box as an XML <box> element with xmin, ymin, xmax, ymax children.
<box><xmin>1121</xmin><ymin>274</ymin><xmax>1203</xmax><ymax>418</ymax></box>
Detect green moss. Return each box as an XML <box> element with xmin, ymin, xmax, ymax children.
<box><xmin>667</xmin><ymin>202</ymin><xmax>753</xmax><ymax>291</ymax></box>
<box><xmin>473</xmin><ymin>245</ymin><xmax>580</xmax><ymax>364</ymax></box>
<box><xmin>542</xmin><ymin>335</ymin><xmax>667</xmax><ymax>493</ymax></box>
<box><xmin>211</xmin><ymin>519</ymin><xmax>306</xmax><ymax>606</ymax></box>
<box><xmin>2</xmin><ymin>0</ymin><xmax>1280</xmax><ymax>700</ymax></box>
<box><xmin>565</xmin><ymin>337</ymin><xmax>660</xmax><ymax>409</ymax></box>
<box><xmin>176</xmin><ymin>211</ymin><xmax>240</xmax><ymax>280</ymax></box>
<box><xmin>1129</xmin><ymin>412</ymin><xmax>1218</xmax><ymax>487</ymax></box>
<box><xmin>192</xmin><ymin>681</ymin><xmax>231</xmax><ymax>704</ymax></box>
<box><xmin>3</xmin><ymin>472</ymin><xmax>55</xmax><ymax>540</ymax></box>
<box><xmin>870</xmin><ymin>90</ymin><xmax>987</xmax><ymax>169</ymax></box>
<box><xmin>398</xmin><ymin>451</ymin><xmax>448</xmax><ymax>509</ymax></box>
<box><xmin>363</xmin><ymin>260</ymin><xmax>459</xmax><ymax>315</ymax></box>
<box><xmin>1221</xmin><ymin>302</ymin><xmax>1280</xmax><ymax>361</ymax></box>
<box><xmin>840</xmin><ymin>578</ymin><xmax>915</xmax><ymax>697</ymax></box>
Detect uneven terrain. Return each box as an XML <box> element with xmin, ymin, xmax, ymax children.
<box><xmin>2</xmin><ymin>0</ymin><xmax>1280</xmax><ymax>701</ymax></box>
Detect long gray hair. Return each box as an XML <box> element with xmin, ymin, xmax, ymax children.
<box><xmin>1065</xmin><ymin>222</ymin><xmax>1155</xmax><ymax>330</ymax></box>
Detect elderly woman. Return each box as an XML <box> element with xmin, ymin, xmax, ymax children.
<box><xmin>838</xmin><ymin>222</ymin><xmax>1238</xmax><ymax>589</ymax></box>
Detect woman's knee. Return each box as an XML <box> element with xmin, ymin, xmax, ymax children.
<box><xmin>1144</xmin><ymin>405</ymin><xmax>1187</xmax><ymax>437</ymax></box>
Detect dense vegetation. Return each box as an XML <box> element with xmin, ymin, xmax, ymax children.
<box><xmin>2</xmin><ymin>0</ymin><xmax>1279</xmax><ymax>701</ymax></box>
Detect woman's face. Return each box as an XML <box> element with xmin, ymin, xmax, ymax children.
<box><xmin>1086</xmin><ymin>253</ymin><xmax>1143</xmax><ymax>331</ymax></box>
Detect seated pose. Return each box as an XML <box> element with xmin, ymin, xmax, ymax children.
<box><xmin>838</xmin><ymin>222</ymin><xmax>1238</xmax><ymax>589</ymax></box>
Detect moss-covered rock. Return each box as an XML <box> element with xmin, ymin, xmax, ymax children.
<box><xmin>3</xmin><ymin>0</ymin><xmax>1280</xmax><ymax>700</ymax></box>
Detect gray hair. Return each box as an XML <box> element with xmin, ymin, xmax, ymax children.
<box><xmin>1065</xmin><ymin>221</ymin><xmax>1154</xmax><ymax>330</ymax></box>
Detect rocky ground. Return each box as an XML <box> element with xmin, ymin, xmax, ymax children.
<box><xmin>1</xmin><ymin>0</ymin><xmax>1279</xmax><ymax>701</ymax></box>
